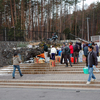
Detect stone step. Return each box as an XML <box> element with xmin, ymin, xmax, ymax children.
<box><xmin>2</xmin><ymin>65</ymin><xmax>100</xmax><ymax>69</ymax></box>
<box><xmin>0</xmin><ymin>80</ymin><xmax>100</xmax><ymax>89</ymax></box>
<box><xmin>3</xmin><ymin>62</ymin><xmax>100</xmax><ymax>67</ymax></box>
<box><xmin>1</xmin><ymin>62</ymin><xmax>100</xmax><ymax>75</ymax></box>
<box><xmin>0</xmin><ymin>80</ymin><xmax>100</xmax><ymax>84</ymax></box>
<box><xmin>1</xmin><ymin>68</ymin><xmax>100</xmax><ymax>72</ymax></box>
<box><xmin>0</xmin><ymin>71</ymin><xmax>100</xmax><ymax>74</ymax></box>
<box><xmin>2</xmin><ymin>64</ymin><xmax>100</xmax><ymax>69</ymax></box>
<box><xmin>0</xmin><ymin>69</ymin><xmax>84</xmax><ymax>71</ymax></box>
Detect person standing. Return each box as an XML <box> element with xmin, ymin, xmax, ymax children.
<box><xmin>69</xmin><ymin>42</ymin><xmax>74</xmax><ymax>57</ymax></box>
<box><xmin>43</xmin><ymin>44</ymin><xmax>48</xmax><ymax>63</ymax></box>
<box><xmin>83</xmin><ymin>44</ymin><xmax>88</xmax><ymax>67</ymax></box>
<box><xmin>82</xmin><ymin>41</ymin><xmax>86</xmax><ymax>50</ymax></box>
<box><xmin>86</xmin><ymin>46</ymin><xmax>98</xmax><ymax>84</ymax></box>
<box><xmin>60</xmin><ymin>43</ymin><xmax>65</xmax><ymax>64</ymax></box>
<box><xmin>73</xmin><ymin>42</ymin><xmax>79</xmax><ymax>64</ymax></box>
<box><xmin>50</xmin><ymin>45</ymin><xmax>57</xmax><ymax>60</ymax></box>
<box><xmin>63</xmin><ymin>43</ymin><xmax>72</xmax><ymax>67</ymax></box>
<box><xmin>12</xmin><ymin>52</ymin><xmax>23</xmax><ymax>79</ymax></box>
<box><xmin>95</xmin><ymin>43</ymin><xmax>99</xmax><ymax>57</ymax></box>
<box><xmin>92</xmin><ymin>42</ymin><xmax>96</xmax><ymax>52</ymax></box>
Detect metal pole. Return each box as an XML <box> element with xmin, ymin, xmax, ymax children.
<box><xmin>87</xmin><ymin>17</ymin><xmax>90</xmax><ymax>41</ymax></box>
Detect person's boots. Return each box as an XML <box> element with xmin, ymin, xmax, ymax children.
<box><xmin>65</xmin><ymin>63</ymin><xmax>68</xmax><ymax>67</ymax></box>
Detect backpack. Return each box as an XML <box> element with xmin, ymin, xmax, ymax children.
<box><xmin>65</xmin><ymin>46</ymin><xmax>70</xmax><ymax>55</ymax></box>
<box><xmin>77</xmin><ymin>43</ymin><xmax>81</xmax><ymax>52</ymax></box>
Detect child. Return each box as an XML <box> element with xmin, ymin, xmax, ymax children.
<box><xmin>12</xmin><ymin>52</ymin><xmax>23</xmax><ymax>79</ymax></box>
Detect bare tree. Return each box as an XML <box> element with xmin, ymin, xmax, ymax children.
<box><xmin>10</xmin><ymin>0</ymin><xmax>14</xmax><ymax>27</ymax></box>
<box><xmin>14</xmin><ymin>0</ymin><xmax>17</xmax><ymax>24</ymax></box>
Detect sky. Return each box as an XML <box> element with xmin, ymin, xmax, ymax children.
<box><xmin>85</xmin><ymin>0</ymin><xmax>100</xmax><ymax>5</ymax></box>
<box><xmin>78</xmin><ymin>0</ymin><xmax>100</xmax><ymax>10</ymax></box>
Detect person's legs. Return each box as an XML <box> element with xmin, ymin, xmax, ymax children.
<box><xmin>60</xmin><ymin>53</ymin><xmax>63</xmax><ymax>64</ymax></box>
<box><xmin>52</xmin><ymin>53</ymin><xmax>55</xmax><ymax>60</ymax></box>
<box><xmin>16</xmin><ymin>65</ymin><xmax>23</xmax><ymax>76</ymax></box>
<box><xmin>44</xmin><ymin>52</ymin><xmax>48</xmax><ymax>62</ymax></box>
<box><xmin>12</xmin><ymin>65</ymin><xmax>16</xmax><ymax>78</ymax></box>
<box><xmin>92</xmin><ymin>67</ymin><xmax>96</xmax><ymax>79</ymax></box>
<box><xmin>44</xmin><ymin>52</ymin><xmax>46</xmax><ymax>61</ymax></box>
<box><xmin>46</xmin><ymin>52</ymin><xmax>48</xmax><ymax>62</ymax></box>
<box><xmin>85</xmin><ymin>55</ymin><xmax>88</xmax><ymax>67</ymax></box>
<box><xmin>76</xmin><ymin>52</ymin><xmax>79</xmax><ymax>64</ymax></box>
<box><xmin>70</xmin><ymin>54</ymin><xmax>72</xmax><ymax>57</ymax></box>
<box><xmin>60</xmin><ymin>54</ymin><xmax>64</xmax><ymax>64</ymax></box>
<box><xmin>88</xmin><ymin>66</ymin><xmax>96</xmax><ymax>82</ymax></box>
<box><xmin>68</xmin><ymin>55</ymin><xmax>72</xmax><ymax>67</ymax></box>
<box><xmin>64</xmin><ymin>55</ymin><xmax>68</xmax><ymax>67</ymax></box>
<box><xmin>74</xmin><ymin>52</ymin><xmax>76</xmax><ymax>64</ymax></box>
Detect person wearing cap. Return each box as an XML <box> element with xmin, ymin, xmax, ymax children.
<box><xmin>86</xmin><ymin>46</ymin><xmax>98</xmax><ymax>84</ymax></box>
<box><xmin>12</xmin><ymin>52</ymin><xmax>23</xmax><ymax>79</ymax></box>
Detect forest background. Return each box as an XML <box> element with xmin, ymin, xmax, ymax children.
<box><xmin>0</xmin><ymin>0</ymin><xmax>100</xmax><ymax>41</ymax></box>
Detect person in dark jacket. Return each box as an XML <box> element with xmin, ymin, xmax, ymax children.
<box><xmin>63</xmin><ymin>43</ymin><xmax>72</xmax><ymax>67</ymax></box>
<box><xmin>95</xmin><ymin>43</ymin><xmax>99</xmax><ymax>56</ymax></box>
<box><xmin>73</xmin><ymin>42</ymin><xmax>79</xmax><ymax>64</ymax></box>
<box><xmin>82</xmin><ymin>41</ymin><xmax>86</xmax><ymax>50</ymax></box>
<box><xmin>43</xmin><ymin>44</ymin><xmax>48</xmax><ymax>63</ymax></box>
<box><xmin>83</xmin><ymin>43</ymin><xmax>88</xmax><ymax>67</ymax></box>
<box><xmin>60</xmin><ymin>43</ymin><xmax>65</xmax><ymax>64</ymax></box>
<box><xmin>86</xmin><ymin>46</ymin><xmax>98</xmax><ymax>84</ymax></box>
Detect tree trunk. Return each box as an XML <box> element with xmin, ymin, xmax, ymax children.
<box><xmin>32</xmin><ymin>6</ymin><xmax>34</xmax><ymax>41</ymax></box>
<box><xmin>14</xmin><ymin>0</ymin><xmax>17</xmax><ymax>24</ymax></box>
<box><xmin>74</xmin><ymin>1</ymin><xmax>77</xmax><ymax>38</ymax></box>
<box><xmin>37</xmin><ymin>1</ymin><xmax>40</xmax><ymax>40</ymax></box>
<box><xmin>10</xmin><ymin>0</ymin><xmax>14</xmax><ymax>27</ymax></box>
<box><xmin>56</xmin><ymin>0</ymin><xmax>58</xmax><ymax>33</ymax></box>
<box><xmin>29</xmin><ymin>0</ymin><xmax>31</xmax><ymax>40</ymax></box>
<box><xmin>41</xmin><ymin>0</ymin><xmax>43</xmax><ymax>41</ymax></box>
<box><xmin>59</xmin><ymin>0</ymin><xmax>62</xmax><ymax>40</ymax></box>
<box><xmin>47</xmin><ymin>0</ymin><xmax>49</xmax><ymax>39</ymax></box>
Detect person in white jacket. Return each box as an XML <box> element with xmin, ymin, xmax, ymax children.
<box><xmin>50</xmin><ymin>45</ymin><xmax>57</xmax><ymax>60</ymax></box>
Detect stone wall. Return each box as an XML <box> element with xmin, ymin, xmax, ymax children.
<box><xmin>0</xmin><ymin>41</ymin><xmax>29</xmax><ymax>67</ymax></box>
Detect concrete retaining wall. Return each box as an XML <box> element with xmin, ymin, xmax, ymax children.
<box><xmin>0</xmin><ymin>41</ymin><xmax>29</xmax><ymax>67</ymax></box>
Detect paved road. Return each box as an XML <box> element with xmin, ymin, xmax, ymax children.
<box><xmin>0</xmin><ymin>88</ymin><xmax>100</xmax><ymax>100</ymax></box>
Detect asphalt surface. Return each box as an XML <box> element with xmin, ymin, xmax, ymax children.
<box><xmin>0</xmin><ymin>88</ymin><xmax>100</xmax><ymax>100</ymax></box>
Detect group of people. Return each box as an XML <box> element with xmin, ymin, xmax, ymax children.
<box><xmin>12</xmin><ymin>41</ymin><xmax>99</xmax><ymax>85</ymax></box>
<box><xmin>43</xmin><ymin>41</ymin><xmax>99</xmax><ymax>85</ymax></box>
<box><xmin>44</xmin><ymin>42</ymin><xmax>81</xmax><ymax>67</ymax></box>
<box><xmin>60</xmin><ymin>42</ymin><xmax>81</xmax><ymax>67</ymax></box>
